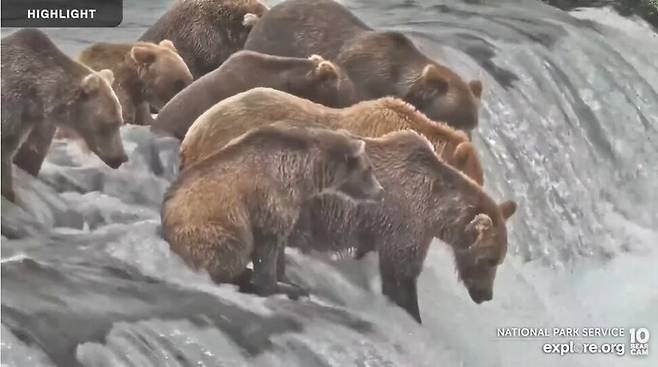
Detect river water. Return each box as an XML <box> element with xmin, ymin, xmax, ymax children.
<box><xmin>1</xmin><ymin>0</ymin><xmax>657</xmax><ymax>366</ymax></box>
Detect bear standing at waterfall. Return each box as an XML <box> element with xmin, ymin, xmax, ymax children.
<box><xmin>180</xmin><ymin>88</ymin><xmax>484</xmax><ymax>185</ymax></box>
<box><xmin>140</xmin><ymin>0</ymin><xmax>269</xmax><ymax>79</ymax></box>
<box><xmin>1</xmin><ymin>29</ymin><xmax>127</xmax><ymax>201</ymax></box>
<box><xmin>161</xmin><ymin>123</ymin><xmax>384</xmax><ymax>299</ymax></box>
<box><xmin>78</xmin><ymin>40</ymin><xmax>193</xmax><ymax>125</ymax></box>
<box><xmin>244</xmin><ymin>0</ymin><xmax>483</xmax><ymax>133</ymax></box>
<box><xmin>151</xmin><ymin>52</ymin><xmax>356</xmax><ymax>140</ymax></box>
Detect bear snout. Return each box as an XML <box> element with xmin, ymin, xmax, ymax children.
<box><xmin>105</xmin><ymin>154</ymin><xmax>128</xmax><ymax>169</ymax></box>
<box><xmin>468</xmin><ymin>287</ymin><xmax>493</xmax><ymax>304</ymax></box>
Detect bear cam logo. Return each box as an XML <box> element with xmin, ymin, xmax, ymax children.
<box><xmin>629</xmin><ymin>327</ymin><xmax>650</xmax><ymax>357</ymax></box>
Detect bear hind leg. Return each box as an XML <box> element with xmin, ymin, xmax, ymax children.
<box><xmin>241</xmin><ymin>235</ymin><xmax>308</xmax><ymax>300</ymax></box>
<box><xmin>169</xmin><ymin>226</ymin><xmax>252</xmax><ymax>285</ymax></box>
<box><xmin>204</xmin><ymin>236</ymin><xmax>253</xmax><ymax>285</ymax></box>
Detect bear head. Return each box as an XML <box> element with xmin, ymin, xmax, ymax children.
<box><xmin>290</xmin><ymin>55</ymin><xmax>357</xmax><ymax>108</ymax></box>
<box><xmin>452</xmin><ymin>199</ymin><xmax>516</xmax><ymax>304</ymax></box>
<box><xmin>131</xmin><ymin>40</ymin><xmax>193</xmax><ymax>109</ymax></box>
<box><xmin>404</xmin><ymin>64</ymin><xmax>483</xmax><ymax>133</ymax></box>
<box><xmin>228</xmin><ymin>0</ymin><xmax>269</xmax><ymax>45</ymax></box>
<box><xmin>270</xmin><ymin>122</ymin><xmax>383</xmax><ymax>202</ymax></box>
<box><xmin>336</xmin><ymin>30</ymin><xmax>482</xmax><ymax>131</ymax></box>
<box><xmin>65</xmin><ymin>69</ymin><xmax>128</xmax><ymax>168</ymax></box>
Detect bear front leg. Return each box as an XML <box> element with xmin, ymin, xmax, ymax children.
<box><xmin>379</xmin><ymin>258</ymin><xmax>422</xmax><ymax>323</ymax></box>
<box><xmin>1</xmin><ymin>158</ymin><xmax>16</xmax><ymax>202</ymax></box>
<box><xmin>246</xmin><ymin>239</ymin><xmax>308</xmax><ymax>300</ymax></box>
<box><xmin>13</xmin><ymin>123</ymin><xmax>56</xmax><ymax>176</ymax></box>
<box><xmin>134</xmin><ymin>102</ymin><xmax>155</xmax><ymax>125</ymax></box>
<box><xmin>248</xmin><ymin>240</ymin><xmax>279</xmax><ymax>295</ymax></box>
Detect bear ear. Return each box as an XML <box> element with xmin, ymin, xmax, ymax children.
<box><xmin>307</xmin><ymin>54</ymin><xmax>325</xmax><ymax>65</ymax></box>
<box><xmin>80</xmin><ymin>73</ymin><xmax>102</xmax><ymax>95</ymax></box>
<box><xmin>452</xmin><ymin>142</ymin><xmax>472</xmax><ymax>171</ymax></box>
<box><xmin>159</xmin><ymin>39</ymin><xmax>177</xmax><ymax>52</ymax></box>
<box><xmin>420</xmin><ymin>64</ymin><xmax>449</xmax><ymax>94</ymax></box>
<box><xmin>465</xmin><ymin>213</ymin><xmax>493</xmax><ymax>241</ymax></box>
<box><xmin>257</xmin><ymin>0</ymin><xmax>270</xmax><ymax>11</ymax></box>
<box><xmin>452</xmin><ymin>142</ymin><xmax>484</xmax><ymax>185</ymax></box>
<box><xmin>97</xmin><ymin>69</ymin><xmax>115</xmax><ymax>85</ymax></box>
<box><xmin>469</xmin><ymin>80</ymin><xmax>483</xmax><ymax>99</ymax></box>
<box><xmin>242</xmin><ymin>13</ymin><xmax>260</xmax><ymax>27</ymax></box>
<box><xmin>349</xmin><ymin>139</ymin><xmax>366</xmax><ymax>156</ymax></box>
<box><xmin>315</xmin><ymin>61</ymin><xmax>339</xmax><ymax>81</ymax></box>
<box><xmin>131</xmin><ymin>46</ymin><xmax>156</xmax><ymax>65</ymax></box>
<box><xmin>499</xmin><ymin>200</ymin><xmax>517</xmax><ymax>220</ymax></box>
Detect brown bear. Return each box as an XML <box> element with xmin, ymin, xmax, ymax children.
<box><xmin>139</xmin><ymin>0</ymin><xmax>269</xmax><ymax>79</ymax></box>
<box><xmin>1</xmin><ymin>29</ymin><xmax>128</xmax><ymax>201</ymax></box>
<box><xmin>180</xmin><ymin>88</ymin><xmax>484</xmax><ymax>185</ymax></box>
<box><xmin>151</xmin><ymin>51</ymin><xmax>356</xmax><ymax>140</ymax></box>
<box><xmin>78</xmin><ymin>40</ymin><xmax>193</xmax><ymax>125</ymax></box>
<box><xmin>161</xmin><ymin>122</ymin><xmax>384</xmax><ymax>298</ymax></box>
<box><xmin>244</xmin><ymin>0</ymin><xmax>483</xmax><ymax>132</ymax></box>
<box><xmin>287</xmin><ymin>129</ymin><xmax>517</xmax><ymax>323</ymax></box>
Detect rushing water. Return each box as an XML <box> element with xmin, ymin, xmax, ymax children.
<box><xmin>2</xmin><ymin>1</ymin><xmax>657</xmax><ymax>366</ymax></box>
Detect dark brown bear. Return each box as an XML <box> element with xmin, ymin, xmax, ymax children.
<box><xmin>140</xmin><ymin>0</ymin><xmax>269</xmax><ymax>79</ymax></box>
<box><xmin>78</xmin><ymin>40</ymin><xmax>193</xmax><ymax>125</ymax></box>
<box><xmin>161</xmin><ymin>122</ymin><xmax>384</xmax><ymax>298</ymax></box>
<box><xmin>1</xmin><ymin>29</ymin><xmax>127</xmax><ymax>201</ymax></box>
<box><xmin>151</xmin><ymin>51</ymin><xmax>356</xmax><ymax>140</ymax></box>
<box><xmin>244</xmin><ymin>0</ymin><xmax>483</xmax><ymax>132</ymax></box>
<box><xmin>288</xmin><ymin>130</ymin><xmax>517</xmax><ymax>323</ymax></box>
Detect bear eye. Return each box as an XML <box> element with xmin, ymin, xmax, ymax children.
<box><xmin>174</xmin><ymin>79</ymin><xmax>187</xmax><ymax>91</ymax></box>
<box><xmin>344</xmin><ymin>154</ymin><xmax>359</xmax><ymax>169</ymax></box>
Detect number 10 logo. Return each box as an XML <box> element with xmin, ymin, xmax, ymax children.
<box><xmin>630</xmin><ymin>328</ymin><xmax>650</xmax><ymax>357</ymax></box>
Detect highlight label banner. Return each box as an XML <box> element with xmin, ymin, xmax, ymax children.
<box><xmin>1</xmin><ymin>0</ymin><xmax>123</xmax><ymax>27</ymax></box>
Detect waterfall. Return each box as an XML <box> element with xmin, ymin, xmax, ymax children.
<box><xmin>2</xmin><ymin>1</ymin><xmax>656</xmax><ymax>366</ymax></box>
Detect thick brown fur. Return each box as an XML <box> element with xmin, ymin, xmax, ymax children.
<box><xmin>78</xmin><ymin>40</ymin><xmax>193</xmax><ymax>125</ymax></box>
<box><xmin>287</xmin><ymin>129</ymin><xmax>517</xmax><ymax>322</ymax></box>
<box><xmin>139</xmin><ymin>0</ymin><xmax>269</xmax><ymax>78</ymax></box>
<box><xmin>180</xmin><ymin>88</ymin><xmax>484</xmax><ymax>185</ymax></box>
<box><xmin>244</xmin><ymin>0</ymin><xmax>483</xmax><ymax>132</ymax></box>
<box><xmin>151</xmin><ymin>51</ymin><xmax>356</xmax><ymax>139</ymax></box>
<box><xmin>1</xmin><ymin>29</ymin><xmax>127</xmax><ymax>201</ymax></box>
<box><xmin>162</xmin><ymin>122</ymin><xmax>383</xmax><ymax>297</ymax></box>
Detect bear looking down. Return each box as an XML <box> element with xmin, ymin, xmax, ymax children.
<box><xmin>161</xmin><ymin>122</ymin><xmax>384</xmax><ymax>299</ymax></box>
<box><xmin>140</xmin><ymin>0</ymin><xmax>269</xmax><ymax>79</ymax></box>
<box><xmin>1</xmin><ymin>29</ymin><xmax>127</xmax><ymax>202</ymax></box>
<box><xmin>286</xmin><ymin>130</ymin><xmax>517</xmax><ymax>323</ymax></box>
<box><xmin>151</xmin><ymin>51</ymin><xmax>356</xmax><ymax>140</ymax></box>
<box><xmin>244</xmin><ymin>0</ymin><xmax>483</xmax><ymax>132</ymax></box>
<box><xmin>180</xmin><ymin>88</ymin><xmax>484</xmax><ymax>185</ymax></box>
<box><xmin>78</xmin><ymin>40</ymin><xmax>193</xmax><ymax>125</ymax></box>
